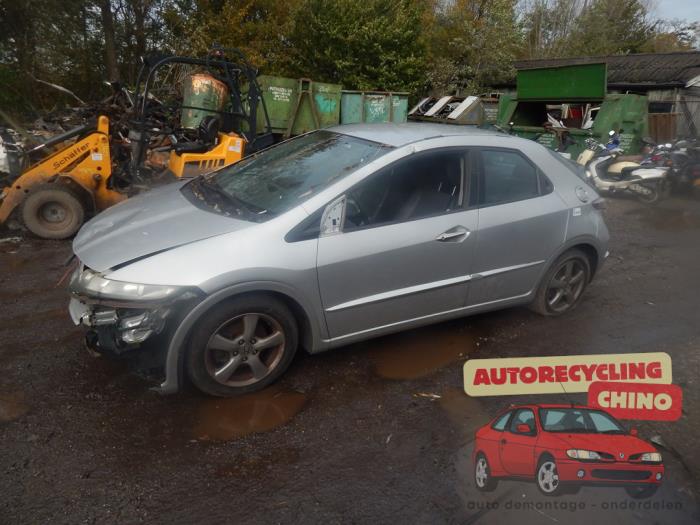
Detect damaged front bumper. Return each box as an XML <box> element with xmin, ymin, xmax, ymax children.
<box><xmin>69</xmin><ymin>296</ymin><xmax>174</xmax><ymax>351</ymax></box>
<box><xmin>68</xmin><ymin>265</ymin><xmax>202</xmax><ymax>357</ymax></box>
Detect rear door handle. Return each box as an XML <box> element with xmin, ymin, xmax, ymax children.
<box><xmin>436</xmin><ymin>226</ymin><xmax>470</xmax><ymax>242</ymax></box>
<box><xmin>500</xmin><ymin>439</ymin><xmax>507</xmax><ymax>445</ymax></box>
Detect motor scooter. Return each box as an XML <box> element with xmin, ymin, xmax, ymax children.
<box><xmin>577</xmin><ymin>134</ymin><xmax>669</xmax><ymax>204</ymax></box>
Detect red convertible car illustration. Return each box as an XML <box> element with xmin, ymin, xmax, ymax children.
<box><xmin>473</xmin><ymin>404</ymin><xmax>664</xmax><ymax>498</ymax></box>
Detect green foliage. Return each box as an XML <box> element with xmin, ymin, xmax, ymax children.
<box><xmin>166</xmin><ymin>0</ymin><xmax>300</xmax><ymax>74</ymax></box>
<box><xmin>424</xmin><ymin>0</ymin><xmax>522</xmax><ymax>94</ymax></box>
<box><xmin>521</xmin><ymin>0</ymin><xmax>665</xmax><ymax>59</ymax></box>
<box><xmin>287</xmin><ymin>0</ymin><xmax>426</xmax><ymax>92</ymax></box>
<box><xmin>0</xmin><ymin>0</ymin><xmax>698</xmax><ymax>121</ymax></box>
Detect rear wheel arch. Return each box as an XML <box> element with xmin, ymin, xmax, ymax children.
<box><xmin>570</xmin><ymin>242</ymin><xmax>599</xmax><ymax>278</ymax></box>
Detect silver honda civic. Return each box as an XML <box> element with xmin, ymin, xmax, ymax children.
<box><xmin>68</xmin><ymin>123</ymin><xmax>609</xmax><ymax>396</ymax></box>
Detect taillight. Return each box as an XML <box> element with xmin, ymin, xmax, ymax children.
<box><xmin>651</xmin><ymin>155</ymin><xmax>662</xmax><ymax>161</ymax></box>
<box><xmin>592</xmin><ymin>198</ymin><xmax>607</xmax><ymax>210</ymax></box>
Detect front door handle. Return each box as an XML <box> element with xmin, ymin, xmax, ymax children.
<box><xmin>436</xmin><ymin>226</ymin><xmax>470</xmax><ymax>242</ymax></box>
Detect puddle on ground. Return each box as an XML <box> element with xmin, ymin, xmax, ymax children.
<box><xmin>192</xmin><ymin>387</ymin><xmax>307</xmax><ymax>442</ymax></box>
<box><xmin>438</xmin><ymin>387</ymin><xmax>491</xmax><ymax>436</ymax></box>
<box><xmin>627</xmin><ymin>206</ymin><xmax>700</xmax><ymax>232</ymax></box>
<box><xmin>0</xmin><ymin>392</ymin><xmax>29</xmax><ymax>423</ymax></box>
<box><xmin>359</xmin><ymin>321</ymin><xmax>478</xmax><ymax>380</ymax></box>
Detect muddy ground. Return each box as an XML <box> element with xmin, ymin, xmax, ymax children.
<box><xmin>1</xmin><ymin>197</ymin><xmax>699</xmax><ymax>524</ymax></box>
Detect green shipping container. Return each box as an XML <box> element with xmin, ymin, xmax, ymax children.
<box><xmin>340</xmin><ymin>91</ymin><xmax>410</xmax><ymax>124</ymax></box>
<box><xmin>256</xmin><ymin>76</ymin><xmax>341</xmax><ymax>137</ymax></box>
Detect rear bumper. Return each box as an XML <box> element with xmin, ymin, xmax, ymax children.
<box><xmin>557</xmin><ymin>459</ymin><xmax>664</xmax><ymax>485</ymax></box>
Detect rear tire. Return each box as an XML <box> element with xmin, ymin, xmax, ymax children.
<box><xmin>635</xmin><ymin>183</ymin><xmax>662</xmax><ymax>204</ymax></box>
<box><xmin>186</xmin><ymin>294</ymin><xmax>298</xmax><ymax>397</ymax></box>
<box><xmin>20</xmin><ymin>185</ymin><xmax>85</xmax><ymax>239</ymax></box>
<box><xmin>530</xmin><ymin>249</ymin><xmax>591</xmax><ymax>316</ymax></box>
<box><xmin>474</xmin><ymin>453</ymin><xmax>498</xmax><ymax>492</ymax></box>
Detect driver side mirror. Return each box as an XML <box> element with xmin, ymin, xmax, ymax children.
<box><xmin>516</xmin><ymin>423</ymin><xmax>533</xmax><ymax>435</ymax></box>
<box><xmin>320</xmin><ymin>195</ymin><xmax>346</xmax><ymax>237</ymax></box>
<box><xmin>630</xmin><ymin>427</ymin><xmax>638</xmax><ymax>436</ymax></box>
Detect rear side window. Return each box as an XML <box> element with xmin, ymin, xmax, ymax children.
<box><xmin>491</xmin><ymin>411</ymin><xmax>511</xmax><ymax>431</ymax></box>
<box><xmin>479</xmin><ymin>150</ymin><xmax>541</xmax><ymax>205</ymax></box>
<box><xmin>545</xmin><ymin>148</ymin><xmax>593</xmax><ymax>188</ymax></box>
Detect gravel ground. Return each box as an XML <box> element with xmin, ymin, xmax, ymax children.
<box><xmin>0</xmin><ymin>196</ymin><xmax>699</xmax><ymax>524</ymax></box>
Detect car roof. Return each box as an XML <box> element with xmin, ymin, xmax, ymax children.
<box><xmin>502</xmin><ymin>404</ymin><xmax>601</xmax><ymax>411</ymax></box>
<box><xmin>327</xmin><ymin>122</ymin><xmax>510</xmax><ymax>147</ymax></box>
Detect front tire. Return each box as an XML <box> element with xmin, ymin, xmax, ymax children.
<box><xmin>536</xmin><ymin>457</ymin><xmax>565</xmax><ymax>496</ymax></box>
<box><xmin>474</xmin><ymin>453</ymin><xmax>498</xmax><ymax>492</ymax></box>
<box><xmin>186</xmin><ymin>295</ymin><xmax>298</xmax><ymax>397</ymax></box>
<box><xmin>20</xmin><ymin>185</ymin><xmax>85</xmax><ymax>239</ymax></box>
<box><xmin>531</xmin><ymin>249</ymin><xmax>591</xmax><ymax>316</ymax></box>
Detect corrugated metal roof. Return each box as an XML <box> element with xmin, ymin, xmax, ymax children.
<box><xmin>513</xmin><ymin>52</ymin><xmax>700</xmax><ymax>88</ymax></box>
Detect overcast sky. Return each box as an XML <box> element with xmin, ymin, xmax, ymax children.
<box><xmin>653</xmin><ymin>0</ymin><xmax>700</xmax><ymax>22</ymax></box>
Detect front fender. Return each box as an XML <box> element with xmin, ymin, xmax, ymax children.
<box><xmin>154</xmin><ymin>280</ymin><xmax>328</xmax><ymax>394</ymax></box>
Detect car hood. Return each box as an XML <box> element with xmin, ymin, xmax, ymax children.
<box><xmin>546</xmin><ymin>433</ymin><xmax>655</xmax><ymax>456</ymax></box>
<box><xmin>73</xmin><ymin>181</ymin><xmax>254</xmax><ymax>272</ymax></box>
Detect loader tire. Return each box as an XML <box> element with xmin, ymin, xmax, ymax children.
<box><xmin>20</xmin><ymin>185</ymin><xmax>85</xmax><ymax>239</ymax></box>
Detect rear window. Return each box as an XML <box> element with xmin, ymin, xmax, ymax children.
<box><xmin>545</xmin><ymin>148</ymin><xmax>593</xmax><ymax>187</ymax></box>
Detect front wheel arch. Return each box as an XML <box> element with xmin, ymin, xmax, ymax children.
<box><xmin>156</xmin><ymin>283</ymin><xmax>323</xmax><ymax>395</ymax></box>
<box><xmin>185</xmin><ymin>293</ymin><xmax>299</xmax><ymax>396</ymax></box>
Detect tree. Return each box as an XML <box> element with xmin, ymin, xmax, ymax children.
<box><xmin>425</xmin><ymin>0</ymin><xmax>522</xmax><ymax>94</ymax></box>
<box><xmin>99</xmin><ymin>0</ymin><xmax>119</xmax><ymax>81</ymax></box>
<box><xmin>642</xmin><ymin>19</ymin><xmax>700</xmax><ymax>52</ymax></box>
<box><xmin>287</xmin><ymin>0</ymin><xmax>426</xmax><ymax>91</ymax></box>
<box><xmin>520</xmin><ymin>0</ymin><xmax>659</xmax><ymax>59</ymax></box>
<box><xmin>167</xmin><ymin>0</ymin><xmax>301</xmax><ymax>73</ymax></box>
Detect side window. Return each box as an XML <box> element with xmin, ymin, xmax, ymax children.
<box><xmin>509</xmin><ymin>408</ymin><xmax>536</xmax><ymax>435</ymax></box>
<box><xmin>491</xmin><ymin>411</ymin><xmax>511</xmax><ymax>431</ymax></box>
<box><xmin>344</xmin><ymin>149</ymin><xmax>468</xmax><ymax>231</ymax></box>
<box><xmin>479</xmin><ymin>150</ymin><xmax>540</xmax><ymax>206</ymax></box>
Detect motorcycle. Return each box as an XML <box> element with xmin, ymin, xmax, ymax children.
<box><xmin>577</xmin><ymin>133</ymin><xmax>670</xmax><ymax>204</ymax></box>
<box><xmin>667</xmin><ymin>139</ymin><xmax>700</xmax><ymax>193</ymax></box>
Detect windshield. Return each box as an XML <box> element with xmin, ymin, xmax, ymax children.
<box><xmin>209</xmin><ymin>130</ymin><xmax>392</xmax><ymax>218</ymax></box>
<box><xmin>539</xmin><ymin>408</ymin><xmax>626</xmax><ymax>434</ymax></box>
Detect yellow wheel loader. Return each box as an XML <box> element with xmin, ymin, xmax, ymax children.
<box><xmin>0</xmin><ymin>49</ymin><xmax>273</xmax><ymax>239</ymax></box>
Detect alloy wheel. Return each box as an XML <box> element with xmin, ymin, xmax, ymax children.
<box><xmin>545</xmin><ymin>259</ymin><xmax>587</xmax><ymax>313</ymax></box>
<box><xmin>475</xmin><ymin>457</ymin><xmax>489</xmax><ymax>488</ymax></box>
<box><xmin>204</xmin><ymin>313</ymin><xmax>286</xmax><ymax>388</ymax></box>
<box><xmin>538</xmin><ymin>461</ymin><xmax>559</xmax><ymax>493</ymax></box>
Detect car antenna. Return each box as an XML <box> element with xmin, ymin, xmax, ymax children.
<box><xmin>554</xmin><ymin>375</ymin><xmax>576</xmax><ymax>406</ymax></box>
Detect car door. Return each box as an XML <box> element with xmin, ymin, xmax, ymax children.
<box><xmin>468</xmin><ymin>148</ymin><xmax>568</xmax><ymax>306</ymax></box>
<box><xmin>316</xmin><ymin>148</ymin><xmax>478</xmax><ymax>341</ymax></box>
<box><xmin>499</xmin><ymin>408</ymin><xmax>538</xmax><ymax>476</ymax></box>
